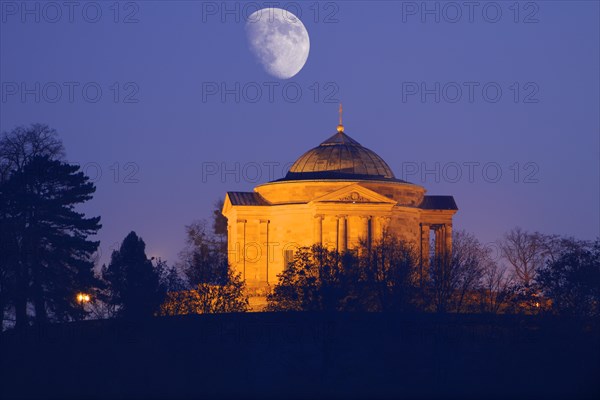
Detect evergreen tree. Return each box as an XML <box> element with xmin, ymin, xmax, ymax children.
<box><xmin>0</xmin><ymin>124</ymin><xmax>66</xmax><ymax>330</ymax></box>
<box><xmin>154</xmin><ymin>258</ymin><xmax>187</xmax><ymax>293</ymax></box>
<box><xmin>102</xmin><ymin>232</ymin><xmax>165</xmax><ymax>319</ymax></box>
<box><xmin>179</xmin><ymin>220</ymin><xmax>228</xmax><ymax>285</ymax></box>
<box><xmin>537</xmin><ymin>239</ymin><xmax>600</xmax><ymax>317</ymax></box>
<box><xmin>0</xmin><ymin>156</ymin><xmax>101</xmax><ymax>327</ymax></box>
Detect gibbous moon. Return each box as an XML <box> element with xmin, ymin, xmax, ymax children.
<box><xmin>245</xmin><ymin>8</ymin><xmax>310</xmax><ymax>79</ymax></box>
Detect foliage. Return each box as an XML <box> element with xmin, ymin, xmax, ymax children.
<box><xmin>499</xmin><ymin>228</ymin><xmax>587</xmax><ymax>314</ymax></box>
<box><xmin>479</xmin><ymin>261</ymin><xmax>516</xmax><ymax>314</ymax></box>
<box><xmin>179</xmin><ymin>219</ymin><xmax>228</xmax><ymax>286</ymax></box>
<box><xmin>0</xmin><ymin>123</ymin><xmax>65</xmax><ymax>182</ymax></box>
<box><xmin>0</xmin><ymin>124</ymin><xmax>68</xmax><ymax>330</ymax></box>
<box><xmin>154</xmin><ymin>258</ymin><xmax>187</xmax><ymax>293</ymax></box>
<box><xmin>537</xmin><ymin>239</ymin><xmax>600</xmax><ymax>317</ymax></box>
<box><xmin>267</xmin><ymin>238</ymin><xmax>421</xmax><ymax>312</ymax></box>
<box><xmin>0</xmin><ymin>154</ymin><xmax>101</xmax><ymax>328</ymax></box>
<box><xmin>266</xmin><ymin>245</ymin><xmax>358</xmax><ymax>312</ymax></box>
<box><xmin>101</xmin><ymin>232</ymin><xmax>165</xmax><ymax>319</ymax></box>
<box><xmin>500</xmin><ymin>227</ymin><xmax>554</xmax><ymax>288</ymax></box>
<box><xmin>159</xmin><ymin>268</ymin><xmax>248</xmax><ymax>315</ymax></box>
<box><xmin>359</xmin><ymin>236</ymin><xmax>420</xmax><ymax>312</ymax></box>
<box><xmin>427</xmin><ymin>230</ymin><xmax>489</xmax><ymax>313</ymax></box>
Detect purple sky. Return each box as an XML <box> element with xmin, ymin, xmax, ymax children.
<box><xmin>1</xmin><ymin>1</ymin><xmax>599</xmax><ymax>266</ymax></box>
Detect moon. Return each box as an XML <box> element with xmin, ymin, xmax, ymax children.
<box><xmin>245</xmin><ymin>8</ymin><xmax>310</xmax><ymax>79</ymax></box>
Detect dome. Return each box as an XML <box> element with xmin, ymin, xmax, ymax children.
<box><xmin>281</xmin><ymin>129</ymin><xmax>399</xmax><ymax>182</ymax></box>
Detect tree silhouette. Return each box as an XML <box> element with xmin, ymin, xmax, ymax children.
<box><xmin>360</xmin><ymin>235</ymin><xmax>419</xmax><ymax>312</ymax></box>
<box><xmin>500</xmin><ymin>228</ymin><xmax>547</xmax><ymax>288</ymax></box>
<box><xmin>0</xmin><ymin>124</ymin><xmax>67</xmax><ymax>330</ymax></box>
<box><xmin>0</xmin><ymin>124</ymin><xmax>65</xmax><ymax>182</ymax></box>
<box><xmin>212</xmin><ymin>198</ymin><xmax>227</xmax><ymax>243</ymax></box>
<box><xmin>537</xmin><ymin>239</ymin><xmax>600</xmax><ymax>317</ymax></box>
<box><xmin>159</xmin><ymin>268</ymin><xmax>248</xmax><ymax>316</ymax></box>
<box><xmin>479</xmin><ymin>260</ymin><xmax>516</xmax><ymax>314</ymax></box>
<box><xmin>102</xmin><ymin>232</ymin><xmax>165</xmax><ymax>319</ymax></box>
<box><xmin>427</xmin><ymin>230</ymin><xmax>488</xmax><ymax>313</ymax></box>
<box><xmin>266</xmin><ymin>245</ymin><xmax>359</xmax><ymax>312</ymax></box>
<box><xmin>155</xmin><ymin>258</ymin><xmax>187</xmax><ymax>293</ymax></box>
<box><xmin>0</xmin><ymin>156</ymin><xmax>101</xmax><ymax>327</ymax></box>
<box><xmin>267</xmin><ymin>239</ymin><xmax>422</xmax><ymax>312</ymax></box>
<box><xmin>179</xmin><ymin>219</ymin><xmax>228</xmax><ymax>285</ymax></box>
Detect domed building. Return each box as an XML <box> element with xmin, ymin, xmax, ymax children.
<box><xmin>222</xmin><ymin>110</ymin><xmax>458</xmax><ymax>290</ymax></box>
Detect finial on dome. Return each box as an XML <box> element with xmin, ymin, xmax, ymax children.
<box><xmin>337</xmin><ymin>103</ymin><xmax>344</xmax><ymax>133</ymax></box>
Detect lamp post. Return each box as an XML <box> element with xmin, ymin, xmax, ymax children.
<box><xmin>76</xmin><ymin>292</ymin><xmax>91</xmax><ymax>319</ymax></box>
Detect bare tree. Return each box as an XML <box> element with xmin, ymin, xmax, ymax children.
<box><xmin>428</xmin><ymin>230</ymin><xmax>485</xmax><ymax>313</ymax></box>
<box><xmin>0</xmin><ymin>124</ymin><xmax>64</xmax><ymax>181</ymax></box>
<box><xmin>499</xmin><ymin>227</ymin><xmax>546</xmax><ymax>287</ymax></box>
<box><xmin>480</xmin><ymin>261</ymin><xmax>515</xmax><ymax>314</ymax></box>
<box><xmin>179</xmin><ymin>219</ymin><xmax>228</xmax><ymax>285</ymax></box>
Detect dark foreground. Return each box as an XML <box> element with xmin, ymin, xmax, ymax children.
<box><xmin>1</xmin><ymin>312</ymin><xmax>599</xmax><ymax>400</ymax></box>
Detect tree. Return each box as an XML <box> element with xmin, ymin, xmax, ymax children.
<box><xmin>159</xmin><ymin>268</ymin><xmax>248</xmax><ymax>315</ymax></box>
<box><xmin>179</xmin><ymin>219</ymin><xmax>228</xmax><ymax>285</ymax></box>
<box><xmin>360</xmin><ymin>235</ymin><xmax>419</xmax><ymax>312</ymax></box>
<box><xmin>212</xmin><ymin>198</ymin><xmax>227</xmax><ymax>246</ymax></box>
<box><xmin>499</xmin><ymin>229</ymin><xmax>583</xmax><ymax>313</ymax></box>
<box><xmin>0</xmin><ymin>206</ymin><xmax>18</xmax><ymax>331</ymax></box>
<box><xmin>499</xmin><ymin>227</ymin><xmax>547</xmax><ymax>288</ymax></box>
<box><xmin>0</xmin><ymin>124</ymin><xmax>65</xmax><ymax>182</ymax></box>
<box><xmin>267</xmin><ymin>245</ymin><xmax>359</xmax><ymax>312</ymax></box>
<box><xmin>537</xmin><ymin>239</ymin><xmax>600</xmax><ymax>317</ymax></box>
<box><xmin>427</xmin><ymin>230</ymin><xmax>486</xmax><ymax>313</ymax></box>
<box><xmin>479</xmin><ymin>260</ymin><xmax>516</xmax><ymax>314</ymax></box>
<box><xmin>102</xmin><ymin>232</ymin><xmax>165</xmax><ymax>319</ymax></box>
<box><xmin>0</xmin><ymin>156</ymin><xmax>101</xmax><ymax>327</ymax></box>
<box><xmin>0</xmin><ymin>124</ymin><xmax>66</xmax><ymax>330</ymax></box>
<box><xmin>154</xmin><ymin>258</ymin><xmax>187</xmax><ymax>293</ymax></box>
<box><xmin>266</xmin><ymin>238</ymin><xmax>421</xmax><ymax>313</ymax></box>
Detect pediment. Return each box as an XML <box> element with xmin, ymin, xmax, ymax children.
<box><xmin>309</xmin><ymin>184</ymin><xmax>397</xmax><ymax>205</ymax></box>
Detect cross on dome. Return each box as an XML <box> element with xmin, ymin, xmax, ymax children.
<box><xmin>337</xmin><ymin>103</ymin><xmax>344</xmax><ymax>133</ymax></box>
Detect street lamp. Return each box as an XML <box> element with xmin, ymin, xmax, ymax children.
<box><xmin>76</xmin><ymin>292</ymin><xmax>91</xmax><ymax>308</ymax></box>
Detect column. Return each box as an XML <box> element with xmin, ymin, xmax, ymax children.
<box><xmin>361</xmin><ymin>216</ymin><xmax>371</xmax><ymax>248</ymax></box>
<box><xmin>434</xmin><ymin>225</ymin><xmax>441</xmax><ymax>260</ymax></box>
<box><xmin>445</xmin><ymin>224</ymin><xmax>453</xmax><ymax>257</ymax></box>
<box><xmin>433</xmin><ymin>224</ymin><xmax>448</xmax><ymax>261</ymax></box>
<box><xmin>313</xmin><ymin>214</ymin><xmax>323</xmax><ymax>245</ymax></box>
<box><xmin>337</xmin><ymin>215</ymin><xmax>347</xmax><ymax>252</ymax></box>
<box><xmin>420</xmin><ymin>223</ymin><xmax>430</xmax><ymax>267</ymax></box>
<box><xmin>259</xmin><ymin>219</ymin><xmax>270</xmax><ymax>285</ymax></box>
<box><xmin>236</xmin><ymin>219</ymin><xmax>247</xmax><ymax>280</ymax></box>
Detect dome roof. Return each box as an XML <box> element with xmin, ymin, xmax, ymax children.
<box><xmin>281</xmin><ymin>129</ymin><xmax>399</xmax><ymax>182</ymax></box>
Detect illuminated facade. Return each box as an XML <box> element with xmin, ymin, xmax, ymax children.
<box><xmin>222</xmin><ymin>111</ymin><xmax>458</xmax><ymax>290</ymax></box>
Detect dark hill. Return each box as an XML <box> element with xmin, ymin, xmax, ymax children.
<box><xmin>1</xmin><ymin>312</ymin><xmax>599</xmax><ymax>399</ymax></box>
